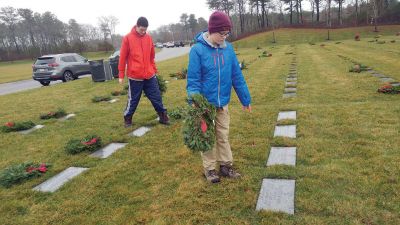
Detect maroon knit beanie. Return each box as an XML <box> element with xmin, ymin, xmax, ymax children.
<box><xmin>208</xmin><ymin>11</ymin><xmax>232</xmax><ymax>34</ymax></box>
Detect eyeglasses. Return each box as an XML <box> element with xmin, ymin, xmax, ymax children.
<box><xmin>218</xmin><ymin>31</ymin><xmax>231</xmax><ymax>38</ymax></box>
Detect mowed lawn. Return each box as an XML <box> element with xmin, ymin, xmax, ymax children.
<box><xmin>233</xmin><ymin>25</ymin><xmax>400</xmax><ymax>48</ymax></box>
<box><xmin>0</xmin><ymin>33</ymin><xmax>399</xmax><ymax>224</ymax></box>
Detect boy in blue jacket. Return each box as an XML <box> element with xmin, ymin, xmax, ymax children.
<box><xmin>187</xmin><ymin>11</ymin><xmax>252</xmax><ymax>184</ymax></box>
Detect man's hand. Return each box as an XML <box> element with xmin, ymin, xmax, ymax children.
<box><xmin>242</xmin><ymin>105</ymin><xmax>252</xmax><ymax>112</ymax></box>
<box><xmin>119</xmin><ymin>78</ymin><xmax>123</xmax><ymax>85</ymax></box>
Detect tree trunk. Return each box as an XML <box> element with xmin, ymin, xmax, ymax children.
<box><xmin>290</xmin><ymin>0</ymin><xmax>293</xmax><ymax>24</ymax></box>
<box><xmin>372</xmin><ymin>0</ymin><xmax>379</xmax><ymax>32</ymax></box>
<box><xmin>311</xmin><ymin>1</ymin><xmax>315</xmax><ymax>23</ymax></box>
<box><xmin>338</xmin><ymin>0</ymin><xmax>342</xmax><ymax>25</ymax></box>
<box><xmin>316</xmin><ymin>0</ymin><xmax>320</xmax><ymax>22</ymax></box>
<box><xmin>300</xmin><ymin>0</ymin><xmax>303</xmax><ymax>24</ymax></box>
<box><xmin>296</xmin><ymin>0</ymin><xmax>300</xmax><ymax>24</ymax></box>
<box><xmin>327</xmin><ymin>0</ymin><xmax>331</xmax><ymax>27</ymax></box>
<box><xmin>355</xmin><ymin>0</ymin><xmax>358</xmax><ymax>25</ymax></box>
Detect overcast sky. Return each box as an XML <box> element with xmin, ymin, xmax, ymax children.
<box><xmin>0</xmin><ymin>0</ymin><xmax>213</xmax><ymax>35</ymax></box>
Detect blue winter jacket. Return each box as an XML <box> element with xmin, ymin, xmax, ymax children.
<box><xmin>186</xmin><ymin>32</ymin><xmax>251</xmax><ymax>108</ymax></box>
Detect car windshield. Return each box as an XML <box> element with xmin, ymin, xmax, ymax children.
<box><xmin>35</xmin><ymin>57</ymin><xmax>55</xmax><ymax>65</ymax></box>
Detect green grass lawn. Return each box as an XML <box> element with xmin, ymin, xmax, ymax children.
<box><xmin>0</xmin><ymin>30</ymin><xmax>399</xmax><ymax>224</ymax></box>
<box><xmin>234</xmin><ymin>25</ymin><xmax>400</xmax><ymax>48</ymax></box>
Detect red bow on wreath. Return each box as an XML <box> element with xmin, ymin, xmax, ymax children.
<box><xmin>82</xmin><ymin>138</ymin><xmax>98</xmax><ymax>146</ymax></box>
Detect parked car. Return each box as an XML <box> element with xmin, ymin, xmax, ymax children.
<box><xmin>109</xmin><ymin>50</ymin><xmax>120</xmax><ymax>61</ymax></box>
<box><xmin>166</xmin><ymin>42</ymin><xmax>175</xmax><ymax>48</ymax></box>
<box><xmin>32</xmin><ymin>53</ymin><xmax>90</xmax><ymax>86</ymax></box>
<box><xmin>174</xmin><ymin>41</ymin><xmax>184</xmax><ymax>47</ymax></box>
<box><xmin>155</xmin><ymin>42</ymin><xmax>163</xmax><ymax>48</ymax></box>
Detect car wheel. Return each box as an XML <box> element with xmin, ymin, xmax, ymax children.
<box><xmin>39</xmin><ymin>81</ymin><xmax>50</xmax><ymax>86</ymax></box>
<box><xmin>62</xmin><ymin>71</ymin><xmax>74</xmax><ymax>82</ymax></box>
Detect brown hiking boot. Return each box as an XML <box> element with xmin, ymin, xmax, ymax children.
<box><xmin>219</xmin><ymin>165</ymin><xmax>241</xmax><ymax>179</ymax></box>
<box><xmin>157</xmin><ymin>111</ymin><xmax>170</xmax><ymax>125</ymax></box>
<box><xmin>204</xmin><ymin>169</ymin><xmax>220</xmax><ymax>184</ymax></box>
<box><xmin>124</xmin><ymin>115</ymin><xmax>132</xmax><ymax>128</ymax></box>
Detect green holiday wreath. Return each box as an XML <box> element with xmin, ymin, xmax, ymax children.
<box><xmin>183</xmin><ymin>94</ymin><xmax>216</xmax><ymax>152</ymax></box>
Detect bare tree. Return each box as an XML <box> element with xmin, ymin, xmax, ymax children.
<box><xmin>0</xmin><ymin>7</ymin><xmax>21</xmax><ymax>54</ymax></box>
<box><xmin>235</xmin><ymin>0</ymin><xmax>247</xmax><ymax>33</ymax></box>
<box><xmin>188</xmin><ymin>14</ymin><xmax>198</xmax><ymax>38</ymax></box>
<box><xmin>207</xmin><ymin>0</ymin><xmax>235</xmax><ymax>16</ymax></box>
<box><xmin>334</xmin><ymin>0</ymin><xmax>344</xmax><ymax>25</ymax></box>
<box><xmin>98</xmin><ymin>16</ymin><xmax>119</xmax><ymax>47</ymax></box>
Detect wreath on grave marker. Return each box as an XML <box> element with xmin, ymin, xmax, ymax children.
<box><xmin>168</xmin><ymin>107</ymin><xmax>186</xmax><ymax>120</ymax></box>
<box><xmin>92</xmin><ymin>96</ymin><xmax>112</xmax><ymax>103</ymax></box>
<box><xmin>0</xmin><ymin>162</ymin><xmax>50</xmax><ymax>188</ymax></box>
<box><xmin>354</xmin><ymin>34</ymin><xmax>360</xmax><ymax>41</ymax></box>
<box><xmin>349</xmin><ymin>64</ymin><xmax>369</xmax><ymax>73</ymax></box>
<box><xmin>39</xmin><ymin>108</ymin><xmax>67</xmax><ymax>120</ymax></box>
<box><xmin>111</xmin><ymin>90</ymin><xmax>127</xmax><ymax>96</ymax></box>
<box><xmin>65</xmin><ymin>135</ymin><xmax>102</xmax><ymax>154</ymax></box>
<box><xmin>259</xmin><ymin>51</ymin><xmax>272</xmax><ymax>58</ymax></box>
<box><xmin>169</xmin><ymin>68</ymin><xmax>187</xmax><ymax>79</ymax></box>
<box><xmin>377</xmin><ymin>84</ymin><xmax>400</xmax><ymax>94</ymax></box>
<box><xmin>240</xmin><ymin>60</ymin><xmax>248</xmax><ymax>70</ymax></box>
<box><xmin>183</xmin><ymin>94</ymin><xmax>216</xmax><ymax>152</ymax></box>
<box><xmin>1</xmin><ymin>121</ymin><xmax>35</xmax><ymax>133</ymax></box>
<box><xmin>156</xmin><ymin>75</ymin><xmax>167</xmax><ymax>95</ymax></box>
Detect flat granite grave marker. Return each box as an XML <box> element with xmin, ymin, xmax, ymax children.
<box><xmin>286</xmin><ymin>81</ymin><xmax>297</xmax><ymax>86</ymax></box>
<box><xmin>391</xmin><ymin>82</ymin><xmax>400</xmax><ymax>87</ymax></box>
<box><xmin>380</xmin><ymin>77</ymin><xmax>395</xmax><ymax>82</ymax></box>
<box><xmin>256</xmin><ymin>179</ymin><xmax>295</xmax><ymax>214</ymax></box>
<box><xmin>90</xmin><ymin>143</ymin><xmax>128</xmax><ymax>158</ymax></box>
<box><xmin>130</xmin><ymin>126</ymin><xmax>151</xmax><ymax>137</ymax></box>
<box><xmin>284</xmin><ymin>88</ymin><xmax>297</xmax><ymax>92</ymax></box>
<box><xmin>274</xmin><ymin>125</ymin><xmax>296</xmax><ymax>138</ymax></box>
<box><xmin>283</xmin><ymin>93</ymin><xmax>297</xmax><ymax>98</ymax></box>
<box><xmin>267</xmin><ymin>147</ymin><xmax>296</xmax><ymax>166</ymax></box>
<box><xmin>60</xmin><ymin>114</ymin><xmax>76</xmax><ymax>121</ymax></box>
<box><xmin>33</xmin><ymin>167</ymin><xmax>89</xmax><ymax>193</ymax></box>
<box><xmin>372</xmin><ymin>73</ymin><xmax>386</xmax><ymax>78</ymax></box>
<box><xmin>18</xmin><ymin>125</ymin><xmax>44</xmax><ymax>135</ymax></box>
<box><xmin>277</xmin><ymin>111</ymin><xmax>296</xmax><ymax>121</ymax></box>
<box><xmin>108</xmin><ymin>99</ymin><xmax>119</xmax><ymax>103</ymax></box>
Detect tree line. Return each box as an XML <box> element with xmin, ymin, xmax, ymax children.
<box><xmin>1</xmin><ymin>0</ymin><xmax>399</xmax><ymax>61</ymax></box>
<box><xmin>151</xmin><ymin>0</ymin><xmax>400</xmax><ymax>41</ymax></box>
<box><xmin>0</xmin><ymin>7</ymin><xmax>122</xmax><ymax>61</ymax></box>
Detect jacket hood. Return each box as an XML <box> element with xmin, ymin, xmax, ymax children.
<box><xmin>195</xmin><ymin>31</ymin><xmax>227</xmax><ymax>48</ymax></box>
<box><xmin>130</xmin><ymin>25</ymin><xmax>146</xmax><ymax>37</ymax></box>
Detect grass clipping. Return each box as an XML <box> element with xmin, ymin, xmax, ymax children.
<box><xmin>183</xmin><ymin>94</ymin><xmax>216</xmax><ymax>152</ymax></box>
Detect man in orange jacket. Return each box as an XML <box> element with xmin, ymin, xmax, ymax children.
<box><xmin>118</xmin><ymin>17</ymin><xmax>169</xmax><ymax>127</ymax></box>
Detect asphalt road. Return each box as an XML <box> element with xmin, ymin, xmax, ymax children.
<box><xmin>0</xmin><ymin>47</ymin><xmax>191</xmax><ymax>96</ymax></box>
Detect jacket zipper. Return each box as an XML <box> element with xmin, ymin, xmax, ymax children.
<box><xmin>216</xmin><ymin>48</ymin><xmax>221</xmax><ymax>107</ymax></box>
<box><xmin>140</xmin><ymin>37</ymin><xmax>145</xmax><ymax>75</ymax></box>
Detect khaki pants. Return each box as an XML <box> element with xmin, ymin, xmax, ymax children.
<box><xmin>201</xmin><ymin>105</ymin><xmax>233</xmax><ymax>171</ymax></box>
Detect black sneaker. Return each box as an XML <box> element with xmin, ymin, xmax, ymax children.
<box><xmin>219</xmin><ymin>165</ymin><xmax>241</xmax><ymax>179</ymax></box>
<box><xmin>157</xmin><ymin>111</ymin><xmax>170</xmax><ymax>125</ymax></box>
<box><xmin>124</xmin><ymin>115</ymin><xmax>132</xmax><ymax>128</ymax></box>
<box><xmin>204</xmin><ymin>169</ymin><xmax>220</xmax><ymax>184</ymax></box>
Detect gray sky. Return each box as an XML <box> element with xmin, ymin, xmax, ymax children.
<box><xmin>0</xmin><ymin>0</ymin><xmax>213</xmax><ymax>35</ymax></box>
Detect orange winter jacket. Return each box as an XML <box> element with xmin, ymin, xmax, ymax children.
<box><xmin>118</xmin><ymin>26</ymin><xmax>157</xmax><ymax>80</ymax></box>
